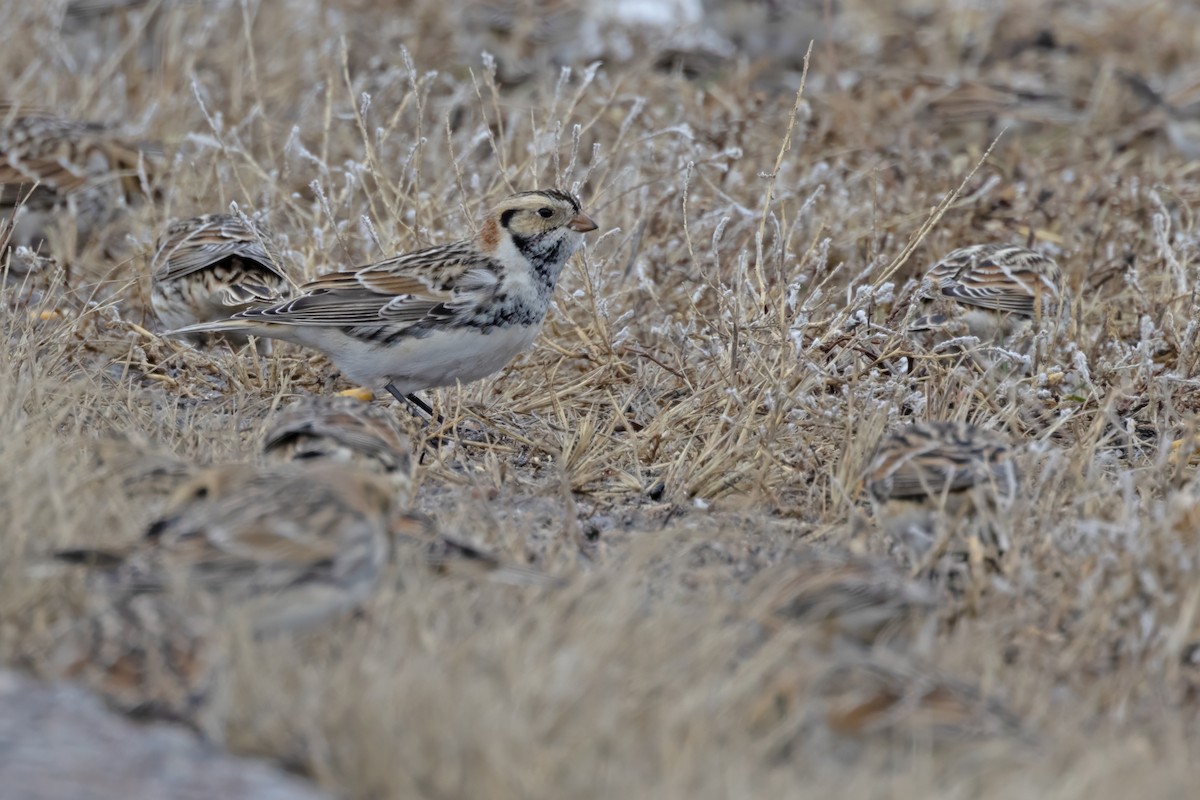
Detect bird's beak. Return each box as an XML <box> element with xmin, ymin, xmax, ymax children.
<box><xmin>568</xmin><ymin>212</ymin><xmax>598</xmax><ymax>233</ymax></box>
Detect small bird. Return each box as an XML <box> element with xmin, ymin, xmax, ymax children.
<box><xmin>745</xmin><ymin>547</ymin><xmax>936</xmax><ymax>647</ymax></box>
<box><xmin>908</xmin><ymin>244</ymin><xmax>1067</xmax><ymax>348</ymax></box>
<box><xmin>48</xmin><ymin>590</ymin><xmax>227</xmax><ymax>736</ymax></box>
<box><xmin>749</xmin><ymin>651</ymin><xmax>1026</xmax><ymax>746</ymax></box>
<box><xmin>166</xmin><ymin>189</ymin><xmax>598</xmax><ymax>415</ymax></box>
<box><xmin>866</xmin><ymin>420</ymin><xmax>1018</xmax><ymax>507</ymax></box>
<box><xmin>261</xmin><ymin>394</ymin><xmax>413</xmax><ymax>484</ymax></box>
<box><xmin>0</xmin><ymin>104</ymin><xmax>159</xmax><ymax>260</ymax></box>
<box><xmin>1119</xmin><ymin>71</ymin><xmax>1200</xmax><ymax>161</ymax></box>
<box><xmin>55</xmin><ymin>462</ymin><xmax>402</xmax><ymax>636</ymax></box>
<box><xmin>463</xmin><ymin>0</ymin><xmax>590</xmax><ymax>85</ymax></box>
<box><xmin>415</xmin><ymin>532</ymin><xmax>565</xmax><ymax>588</ymax></box>
<box><xmin>865</xmin><ymin>420</ymin><xmax>1019</xmax><ymax>569</ymax></box>
<box><xmin>818</xmin><ymin>651</ymin><xmax>1027</xmax><ymax>742</ymax></box>
<box><xmin>150</xmin><ymin>213</ymin><xmax>295</xmax><ymax>348</ymax></box>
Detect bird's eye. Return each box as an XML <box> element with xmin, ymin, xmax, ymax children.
<box><xmin>537</xmin><ymin>207</ymin><xmax>554</xmax><ymax>218</ymax></box>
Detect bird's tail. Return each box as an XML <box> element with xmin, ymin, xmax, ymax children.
<box><xmin>164</xmin><ymin>318</ymin><xmax>262</xmax><ymax>339</ymax></box>
<box><xmin>53</xmin><ymin>548</ymin><xmax>128</xmax><ymax>568</ymax></box>
<box><xmin>1118</xmin><ymin>71</ymin><xmax>1170</xmax><ymax>109</ymax></box>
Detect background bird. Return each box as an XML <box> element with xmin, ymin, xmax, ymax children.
<box><xmin>0</xmin><ymin>104</ymin><xmax>160</xmax><ymax>263</ymax></box>
<box><xmin>150</xmin><ymin>212</ymin><xmax>295</xmax><ymax>349</ymax></box>
<box><xmin>55</xmin><ymin>462</ymin><xmax>401</xmax><ymax>636</ymax></box>
<box><xmin>48</xmin><ymin>589</ymin><xmax>227</xmax><ymax>737</ymax></box>
<box><xmin>261</xmin><ymin>393</ymin><xmax>413</xmax><ymax>488</ymax></box>
<box><xmin>744</xmin><ymin>546</ymin><xmax>936</xmax><ymax>648</ymax></box>
<box><xmin>865</xmin><ymin>420</ymin><xmax>1019</xmax><ymax>571</ymax></box>
<box><xmin>908</xmin><ymin>244</ymin><xmax>1066</xmax><ymax>340</ymax></box>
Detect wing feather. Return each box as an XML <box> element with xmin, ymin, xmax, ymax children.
<box><xmin>939</xmin><ymin>284</ymin><xmax>1038</xmax><ymax>315</ymax></box>
<box><xmin>927</xmin><ymin>245</ymin><xmax>1061</xmax><ymax>317</ymax></box>
<box><xmin>231</xmin><ymin>241</ymin><xmax>498</xmax><ymax>329</ymax></box>
<box><xmin>152</xmin><ymin>216</ymin><xmax>288</xmax><ymax>283</ymax></box>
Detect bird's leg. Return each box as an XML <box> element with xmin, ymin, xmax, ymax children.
<box><xmin>383</xmin><ymin>383</ymin><xmax>450</xmax><ymax>456</ymax></box>
<box><xmin>406</xmin><ymin>392</ymin><xmax>438</xmax><ymax>421</ymax></box>
<box><xmin>383</xmin><ymin>383</ymin><xmax>441</xmax><ymax>422</ymax></box>
<box><xmin>383</xmin><ymin>384</ymin><xmax>498</xmax><ymax>457</ymax></box>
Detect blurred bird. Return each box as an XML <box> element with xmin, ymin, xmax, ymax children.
<box><xmin>865</xmin><ymin>420</ymin><xmax>1018</xmax><ymax>567</ymax></box>
<box><xmin>261</xmin><ymin>393</ymin><xmax>413</xmax><ymax>488</ymax></box>
<box><xmin>56</xmin><ymin>463</ymin><xmax>401</xmax><ymax>636</ymax></box>
<box><xmin>0</xmin><ymin>104</ymin><xmax>160</xmax><ymax>263</ymax></box>
<box><xmin>745</xmin><ymin>547</ymin><xmax>936</xmax><ymax>647</ymax></box>
<box><xmin>818</xmin><ymin>651</ymin><xmax>1027</xmax><ymax>742</ymax></box>
<box><xmin>914</xmin><ymin>75</ymin><xmax>1076</xmax><ymax>131</ymax></box>
<box><xmin>150</xmin><ymin>213</ymin><xmax>295</xmax><ymax>348</ymax></box>
<box><xmin>749</xmin><ymin>651</ymin><xmax>1026</xmax><ymax>747</ymax></box>
<box><xmin>57</xmin><ymin>459</ymin><xmax>558</xmax><ymax>636</ymax></box>
<box><xmin>166</xmin><ymin>189</ymin><xmax>597</xmax><ymax>417</ymax></box>
<box><xmin>48</xmin><ymin>589</ymin><xmax>227</xmax><ymax>738</ymax></box>
<box><xmin>907</xmin><ymin>244</ymin><xmax>1067</xmax><ymax>354</ymax></box>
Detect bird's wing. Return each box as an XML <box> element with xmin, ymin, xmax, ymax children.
<box><xmin>939</xmin><ymin>280</ymin><xmax>1039</xmax><ymax>316</ymax></box>
<box><xmin>152</xmin><ymin>217</ymin><xmax>288</xmax><ymax>284</ymax></box>
<box><xmin>0</xmin><ymin>157</ymin><xmax>92</xmax><ymax>207</ymax></box>
<box><xmin>231</xmin><ymin>241</ymin><xmax>499</xmax><ymax>328</ymax></box>
<box><xmin>932</xmin><ymin>246</ymin><xmax>1059</xmax><ymax>316</ymax></box>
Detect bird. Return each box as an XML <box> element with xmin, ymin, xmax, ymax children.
<box><xmin>744</xmin><ymin>547</ymin><xmax>936</xmax><ymax>647</ymax></box>
<box><xmin>48</xmin><ymin>589</ymin><xmax>227</xmax><ymax>737</ymax></box>
<box><xmin>817</xmin><ymin>651</ymin><xmax>1027</xmax><ymax>742</ymax></box>
<box><xmin>261</xmin><ymin>394</ymin><xmax>413</xmax><ymax>486</ymax></box>
<box><xmin>864</xmin><ymin>420</ymin><xmax>1019</xmax><ymax>569</ymax></box>
<box><xmin>55</xmin><ymin>462</ymin><xmax>403</xmax><ymax>636</ymax></box>
<box><xmin>260</xmin><ymin>400</ymin><xmax>560</xmax><ymax>586</ymax></box>
<box><xmin>166</xmin><ymin>189</ymin><xmax>598</xmax><ymax>416</ymax></box>
<box><xmin>414</xmin><ymin>531</ymin><xmax>565</xmax><ymax>588</ymax></box>
<box><xmin>0</xmin><ymin>104</ymin><xmax>160</xmax><ymax>262</ymax></box>
<box><xmin>1118</xmin><ymin>71</ymin><xmax>1200</xmax><ymax>161</ymax></box>
<box><xmin>749</xmin><ymin>650</ymin><xmax>1027</xmax><ymax>747</ymax></box>
<box><xmin>462</xmin><ymin>0</ymin><xmax>591</xmax><ymax>85</ymax></box>
<box><xmin>150</xmin><ymin>213</ymin><xmax>295</xmax><ymax>348</ymax></box>
<box><xmin>865</xmin><ymin>420</ymin><xmax>1018</xmax><ymax>507</ymax></box>
<box><xmin>907</xmin><ymin>244</ymin><xmax>1067</xmax><ymax>350</ymax></box>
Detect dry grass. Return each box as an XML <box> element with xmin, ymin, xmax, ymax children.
<box><xmin>5</xmin><ymin>0</ymin><xmax>1200</xmax><ymax>796</ymax></box>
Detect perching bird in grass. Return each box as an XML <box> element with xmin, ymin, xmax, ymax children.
<box><xmin>166</xmin><ymin>189</ymin><xmax>598</xmax><ymax>419</ymax></box>
<box><xmin>0</xmin><ymin>103</ymin><xmax>160</xmax><ymax>264</ymax></box>
<box><xmin>907</xmin><ymin>243</ymin><xmax>1067</xmax><ymax>346</ymax></box>
<box><xmin>864</xmin><ymin>419</ymin><xmax>1019</xmax><ymax>568</ymax></box>
<box><xmin>55</xmin><ymin>462</ymin><xmax>404</xmax><ymax>637</ymax></box>
<box><xmin>150</xmin><ymin>212</ymin><xmax>295</xmax><ymax>349</ymax></box>
<box><xmin>261</xmin><ymin>393</ymin><xmax>413</xmax><ymax>488</ymax></box>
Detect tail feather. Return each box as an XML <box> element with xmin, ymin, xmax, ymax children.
<box><xmin>487</xmin><ymin>564</ymin><xmax>567</xmax><ymax>589</ymax></box>
<box><xmin>54</xmin><ymin>548</ymin><xmax>127</xmax><ymax>568</ymax></box>
<box><xmin>1118</xmin><ymin>71</ymin><xmax>1170</xmax><ymax>109</ymax></box>
<box><xmin>164</xmin><ymin>318</ymin><xmax>261</xmax><ymax>338</ymax></box>
<box><xmin>424</xmin><ymin>534</ymin><xmax>566</xmax><ymax>589</ymax></box>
